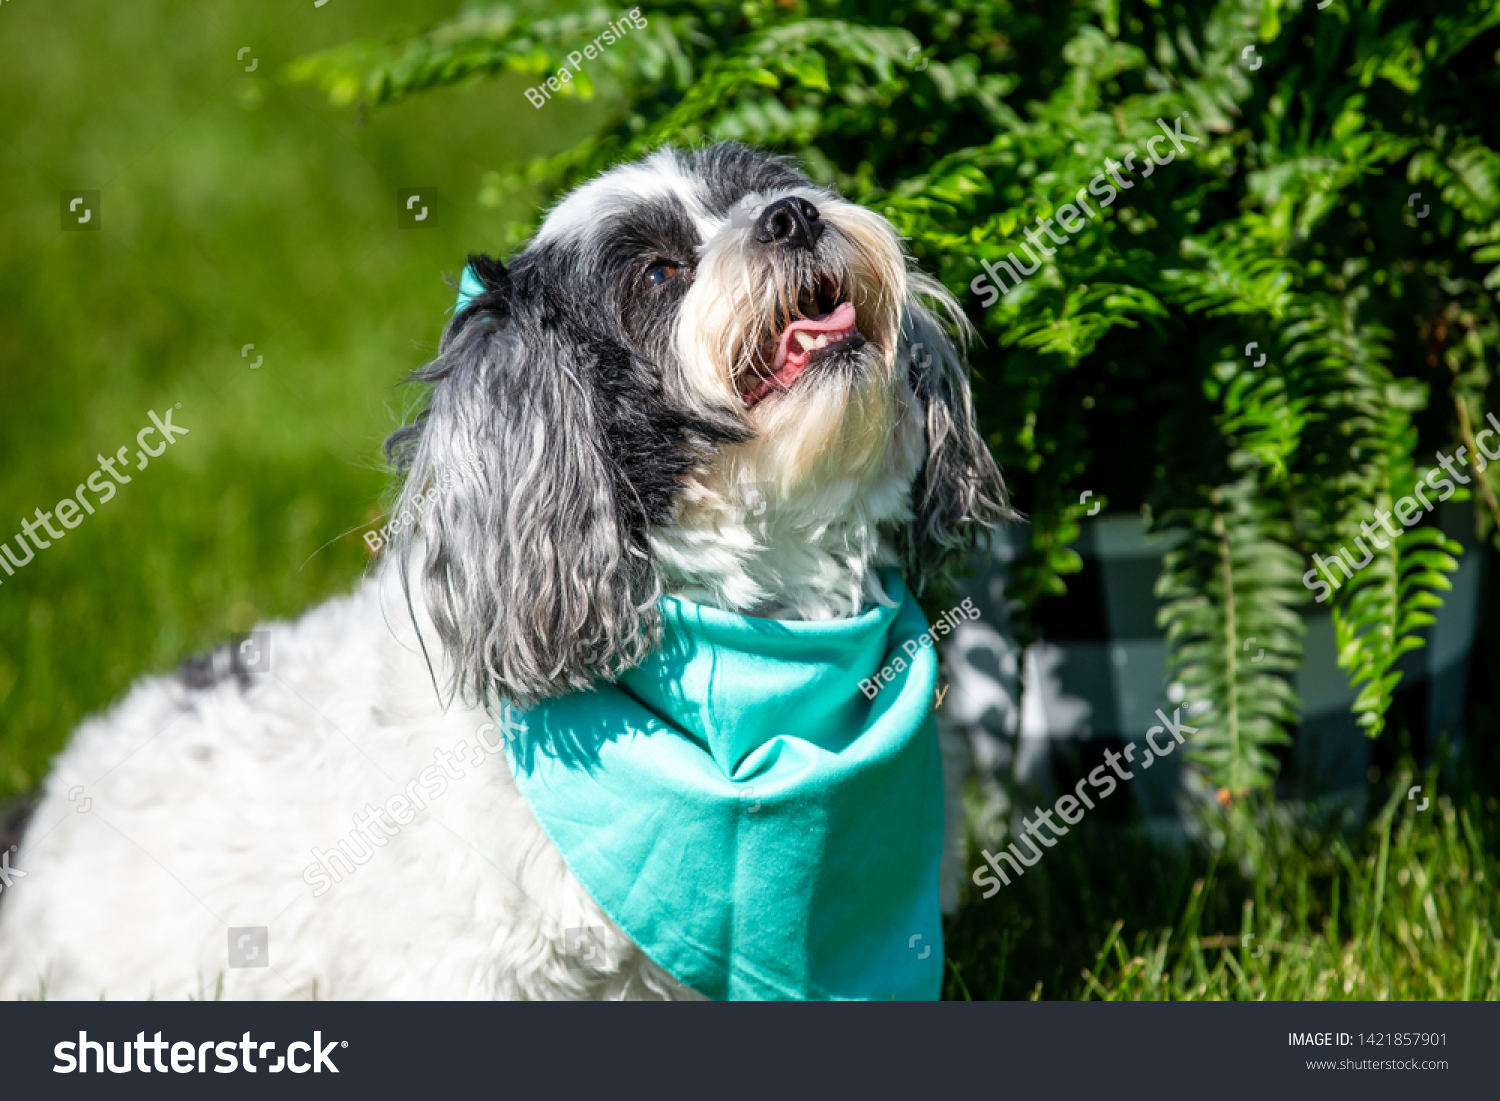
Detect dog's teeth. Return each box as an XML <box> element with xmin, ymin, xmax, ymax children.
<box><xmin>793</xmin><ymin>331</ymin><xmax>818</xmax><ymax>351</ymax></box>
<box><xmin>814</xmin><ymin>335</ymin><xmax>828</xmax><ymax>349</ymax></box>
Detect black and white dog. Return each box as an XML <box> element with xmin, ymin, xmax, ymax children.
<box><xmin>0</xmin><ymin>143</ymin><xmax>1005</xmax><ymax>999</ymax></box>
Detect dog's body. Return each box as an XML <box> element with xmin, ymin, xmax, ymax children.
<box><xmin>0</xmin><ymin>144</ymin><xmax>1004</xmax><ymax>999</ymax></box>
<box><xmin>0</xmin><ymin>574</ymin><xmax>697</xmax><ymax>999</ymax></box>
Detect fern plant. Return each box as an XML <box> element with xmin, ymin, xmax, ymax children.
<box><xmin>1331</xmin><ymin>382</ymin><xmax>1466</xmax><ymax>738</ymax></box>
<box><xmin>1155</xmin><ymin>477</ymin><xmax>1306</xmax><ymax>796</ymax></box>
<box><xmin>289</xmin><ymin>0</ymin><xmax>1500</xmax><ymax>805</ymax></box>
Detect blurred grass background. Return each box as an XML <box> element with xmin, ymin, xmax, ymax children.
<box><xmin>0</xmin><ymin>0</ymin><xmax>605</xmax><ymax>795</ymax></box>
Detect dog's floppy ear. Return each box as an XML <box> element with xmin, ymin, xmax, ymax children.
<box><xmin>385</xmin><ymin>255</ymin><xmax>661</xmax><ymax>709</ymax></box>
<box><xmin>897</xmin><ymin>274</ymin><xmax>1012</xmax><ymax>592</ymax></box>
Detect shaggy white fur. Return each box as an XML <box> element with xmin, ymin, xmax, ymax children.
<box><xmin>0</xmin><ymin>567</ymin><xmax>700</xmax><ymax>1000</ymax></box>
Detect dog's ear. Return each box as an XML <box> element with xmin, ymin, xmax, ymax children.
<box><xmin>384</xmin><ymin>255</ymin><xmax>661</xmax><ymax>709</ymax></box>
<box><xmin>897</xmin><ymin>275</ymin><xmax>1012</xmax><ymax>592</ymax></box>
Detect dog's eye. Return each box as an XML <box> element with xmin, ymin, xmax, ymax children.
<box><xmin>644</xmin><ymin>261</ymin><xmax>680</xmax><ymax>287</ymax></box>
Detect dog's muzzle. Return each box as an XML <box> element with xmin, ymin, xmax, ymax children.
<box><xmin>741</xmin><ymin>199</ymin><xmax>869</xmax><ymax>408</ymax></box>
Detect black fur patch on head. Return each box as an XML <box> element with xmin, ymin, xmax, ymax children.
<box><xmin>586</xmin><ymin>338</ymin><xmax>736</xmax><ymax>530</ymax></box>
<box><xmin>450</xmin><ymin>191</ymin><xmax>753</xmax><ymax>535</ymax></box>
<box><xmin>383</xmin><ymin>218</ymin><xmax>749</xmax><ymax>706</ymax></box>
<box><xmin>689</xmin><ymin>142</ymin><xmax>811</xmax><ymax>217</ymax></box>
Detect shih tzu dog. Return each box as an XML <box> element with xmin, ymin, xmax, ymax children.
<box><xmin>0</xmin><ymin>143</ymin><xmax>1005</xmax><ymax>1001</ymax></box>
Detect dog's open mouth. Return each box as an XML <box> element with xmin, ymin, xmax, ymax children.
<box><xmin>741</xmin><ymin>276</ymin><xmax>867</xmax><ymax>407</ymax></box>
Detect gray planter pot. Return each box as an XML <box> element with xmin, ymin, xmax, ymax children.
<box><xmin>941</xmin><ymin>501</ymin><xmax>1484</xmax><ymax>834</ymax></box>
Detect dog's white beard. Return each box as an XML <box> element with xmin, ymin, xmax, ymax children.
<box><xmin>651</xmin><ymin>366</ymin><xmax>926</xmax><ymax>620</ymax></box>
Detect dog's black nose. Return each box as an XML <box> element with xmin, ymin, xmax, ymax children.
<box><xmin>755</xmin><ymin>197</ymin><xmax>823</xmax><ymax>249</ymax></box>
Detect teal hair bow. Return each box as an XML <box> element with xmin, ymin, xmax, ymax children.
<box><xmin>454</xmin><ymin>264</ymin><xmax>485</xmax><ymax>313</ymax></box>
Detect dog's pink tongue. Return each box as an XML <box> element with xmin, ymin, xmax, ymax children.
<box><xmin>771</xmin><ymin>302</ymin><xmax>858</xmax><ymax>372</ymax></box>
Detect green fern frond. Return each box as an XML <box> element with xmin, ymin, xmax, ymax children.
<box><xmin>1155</xmin><ymin>478</ymin><xmax>1308</xmax><ymax>794</ymax></box>
<box><xmin>1332</xmin><ymin>521</ymin><xmax>1463</xmax><ymax>739</ymax></box>
<box><xmin>1327</xmin><ymin>382</ymin><xmax>1466</xmax><ymax>739</ymax></box>
<box><xmin>284</xmin><ymin>3</ymin><xmax>704</xmax><ymax>109</ymax></box>
<box><xmin>1217</xmin><ymin>371</ymin><xmax>1321</xmax><ymax>483</ymax></box>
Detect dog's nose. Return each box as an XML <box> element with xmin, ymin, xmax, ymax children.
<box><xmin>755</xmin><ymin>197</ymin><xmax>823</xmax><ymax>249</ymax></box>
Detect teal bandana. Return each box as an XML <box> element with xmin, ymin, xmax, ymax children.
<box><xmin>452</xmin><ymin>270</ymin><xmax>944</xmax><ymax>997</ymax></box>
<box><xmin>503</xmin><ymin>571</ymin><xmax>946</xmax><ymax>1000</ymax></box>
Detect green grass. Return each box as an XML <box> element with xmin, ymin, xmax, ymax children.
<box><xmin>943</xmin><ymin>765</ymin><xmax>1500</xmax><ymax>1000</ymax></box>
<box><xmin>0</xmin><ymin>0</ymin><xmax>606</xmax><ymax>796</ymax></box>
<box><xmin>942</xmin><ymin>550</ymin><xmax>1500</xmax><ymax>1000</ymax></box>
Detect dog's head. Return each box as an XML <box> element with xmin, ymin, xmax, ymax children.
<box><xmin>386</xmin><ymin>143</ymin><xmax>1006</xmax><ymax>707</ymax></box>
